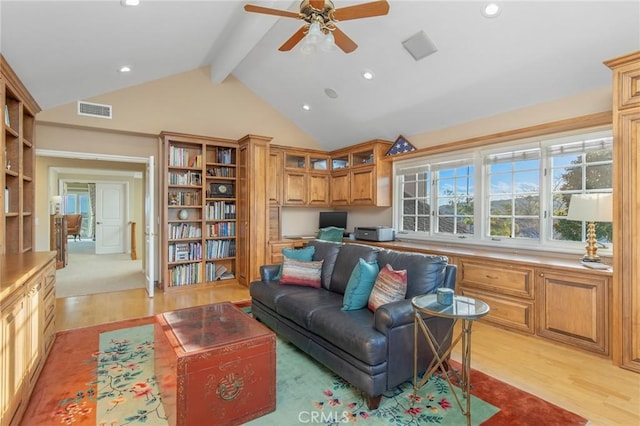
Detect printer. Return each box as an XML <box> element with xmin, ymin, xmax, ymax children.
<box><xmin>354</xmin><ymin>226</ymin><xmax>395</xmax><ymax>242</ymax></box>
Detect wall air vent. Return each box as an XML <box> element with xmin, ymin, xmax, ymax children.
<box><xmin>77</xmin><ymin>101</ymin><xmax>112</xmax><ymax>119</ymax></box>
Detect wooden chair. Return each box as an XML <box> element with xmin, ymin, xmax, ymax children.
<box><xmin>65</xmin><ymin>214</ymin><xmax>83</xmax><ymax>241</ymax></box>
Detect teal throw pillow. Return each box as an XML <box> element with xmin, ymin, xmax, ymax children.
<box><xmin>317</xmin><ymin>226</ymin><xmax>345</xmax><ymax>242</ymax></box>
<box><xmin>342</xmin><ymin>258</ymin><xmax>380</xmax><ymax>311</ymax></box>
<box><xmin>274</xmin><ymin>245</ymin><xmax>316</xmax><ymax>280</ymax></box>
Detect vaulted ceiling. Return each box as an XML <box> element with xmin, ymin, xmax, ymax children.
<box><xmin>1</xmin><ymin>1</ymin><xmax>639</xmax><ymax>150</ymax></box>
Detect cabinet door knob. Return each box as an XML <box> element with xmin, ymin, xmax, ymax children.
<box><xmin>539</xmin><ymin>273</ymin><xmax>544</xmax><ymax>277</ymax></box>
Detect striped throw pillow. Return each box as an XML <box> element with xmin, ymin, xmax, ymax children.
<box><xmin>280</xmin><ymin>257</ymin><xmax>324</xmax><ymax>288</ymax></box>
<box><xmin>368</xmin><ymin>264</ymin><xmax>407</xmax><ymax>311</ymax></box>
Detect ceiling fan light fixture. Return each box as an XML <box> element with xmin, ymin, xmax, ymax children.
<box><xmin>302</xmin><ymin>104</ymin><xmax>311</xmax><ymax>111</ymax></box>
<box><xmin>320</xmin><ymin>31</ymin><xmax>336</xmax><ymax>52</ymax></box>
<box><xmin>300</xmin><ymin>38</ymin><xmax>317</xmax><ymax>55</ymax></box>
<box><xmin>362</xmin><ymin>70</ymin><xmax>375</xmax><ymax>80</ymax></box>
<box><xmin>306</xmin><ymin>21</ymin><xmax>324</xmax><ymax>44</ymax></box>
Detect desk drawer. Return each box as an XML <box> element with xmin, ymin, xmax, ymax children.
<box><xmin>461</xmin><ymin>288</ymin><xmax>535</xmax><ymax>334</ymax></box>
<box><xmin>459</xmin><ymin>259</ymin><xmax>534</xmax><ymax>299</ymax></box>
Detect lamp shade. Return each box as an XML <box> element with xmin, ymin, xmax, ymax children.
<box><xmin>566</xmin><ymin>193</ymin><xmax>613</xmax><ymax>222</ymax></box>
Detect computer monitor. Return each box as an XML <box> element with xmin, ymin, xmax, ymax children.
<box><xmin>318</xmin><ymin>211</ymin><xmax>348</xmax><ymax>230</ymax></box>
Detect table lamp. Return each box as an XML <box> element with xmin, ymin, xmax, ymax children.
<box><xmin>566</xmin><ymin>193</ymin><xmax>613</xmax><ymax>262</ymax></box>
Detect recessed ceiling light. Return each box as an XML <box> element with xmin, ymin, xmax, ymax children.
<box><xmin>362</xmin><ymin>70</ymin><xmax>375</xmax><ymax>80</ymax></box>
<box><xmin>121</xmin><ymin>0</ymin><xmax>140</xmax><ymax>6</ymax></box>
<box><xmin>302</xmin><ymin>104</ymin><xmax>311</xmax><ymax>111</ymax></box>
<box><xmin>119</xmin><ymin>66</ymin><xmax>131</xmax><ymax>73</ymax></box>
<box><xmin>482</xmin><ymin>2</ymin><xmax>501</xmax><ymax>18</ymax></box>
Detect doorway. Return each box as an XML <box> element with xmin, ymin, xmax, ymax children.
<box><xmin>38</xmin><ymin>150</ymin><xmax>158</xmax><ymax>299</ymax></box>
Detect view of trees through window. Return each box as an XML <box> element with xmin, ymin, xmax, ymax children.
<box><xmin>395</xmin><ymin>130</ymin><xmax>613</xmax><ymax>249</ymax></box>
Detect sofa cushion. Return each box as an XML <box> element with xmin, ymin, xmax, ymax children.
<box><xmin>330</xmin><ymin>243</ymin><xmax>379</xmax><ymax>295</ymax></box>
<box><xmin>308</xmin><ymin>307</ymin><xmax>387</xmax><ymax>366</ymax></box>
<box><xmin>307</xmin><ymin>240</ymin><xmax>342</xmax><ymax>290</ymax></box>
<box><xmin>274</xmin><ymin>245</ymin><xmax>316</xmax><ymax>280</ymax></box>
<box><xmin>280</xmin><ymin>258</ymin><xmax>324</xmax><ymax>288</ymax></box>
<box><xmin>377</xmin><ymin>249</ymin><xmax>449</xmax><ymax>298</ymax></box>
<box><xmin>276</xmin><ymin>289</ymin><xmax>344</xmax><ymax>329</ymax></box>
<box><xmin>342</xmin><ymin>258</ymin><xmax>380</xmax><ymax>311</ymax></box>
<box><xmin>249</xmin><ymin>281</ymin><xmax>309</xmax><ymax>311</ymax></box>
<box><xmin>368</xmin><ymin>264</ymin><xmax>407</xmax><ymax>312</ymax></box>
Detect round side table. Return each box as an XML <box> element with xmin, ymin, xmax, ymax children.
<box><xmin>412</xmin><ymin>294</ymin><xmax>490</xmax><ymax>426</ymax></box>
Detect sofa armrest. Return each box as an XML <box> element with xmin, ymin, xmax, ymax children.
<box><xmin>260</xmin><ymin>264</ymin><xmax>281</xmax><ymax>282</ymax></box>
<box><xmin>373</xmin><ymin>299</ymin><xmax>415</xmax><ymax>333</ymax></box>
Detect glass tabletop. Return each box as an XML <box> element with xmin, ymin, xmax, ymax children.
<box><xmin>412</xmin><ymin>294</ymin><xmax>490</xmax><ymax>320</ymax></box>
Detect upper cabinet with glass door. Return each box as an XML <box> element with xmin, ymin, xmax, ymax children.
<box><xmin>330</xmin><ymin>139</ymin><xmax>393</xmax><ymax>206</ymax></box>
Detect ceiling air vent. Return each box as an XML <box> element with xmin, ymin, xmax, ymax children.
<box><xmin>77</xmin><ymin>101</ymin><xmax>112</xmax><ymax>119</ymax></box>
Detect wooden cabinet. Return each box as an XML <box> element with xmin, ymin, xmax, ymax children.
<box><xmin>1</xmin><ymin>55</ymin><xmax>40</xmax><ymax>255</ymax></box>
<box><xmin>1</xmin><ymin>290</ymin><xmax>26</xmax><ymax>426</ymax></box>
<box><xmin>536</xmin><ymin>269</ymin><xmax>610</xmax><ymax>355</ymax></box>
<box><xmin>237</xmin><ymin>135</ymin><xmax>271</xmax><ymax>285</ymax></box>
<box><xmin>605</xmin><ymin>51</ymin><xmax>640</xmax><ymax>372</ymax></box>
<box><xmin>281</xmin><ymin>149</ymin><xmax>330</xmax><ymax>206</ymax></box>
<box><xmin>160</xmin><ymin>132</ymin><xmax>239</xmax><ymax>291</ymax></box>
<box><xmin>268</xmin><ymin>149</ymin><xmax>283</xmax><ymax>206</ymax></box>
<box><xmin>268</xmin><ymin>239</ymin><xmax>308</xmax><ymax>264</ymax></box>
<box><xmin>1</xmin><ymin>252</ymin><xmax>56</xmax><ymax>426</ymax></box>
<box><xmin>330</xmin><ymin>139</ymin><xmax>392</xmax><ymax>206</ymax></box>
<box><xmin>49</xmin><ymin>215</ymin><xmax>67</xmax><ymax>269</ymax></box>
<box><xmin>458</xmin><ymin>258</ymin><xmax>536</xmax><ymax>334</ymax></box>
<box><xmin>458</xmin><ymin>255</ymin><xmax>612</xmax><ymax>352</ymax></box>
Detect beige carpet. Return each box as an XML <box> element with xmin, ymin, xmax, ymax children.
<box><xmin>56</xmin><ymin>239</ymin><xmax>145</xmax><ymax>298</ymax></box>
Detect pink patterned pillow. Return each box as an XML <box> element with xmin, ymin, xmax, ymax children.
<box><xmin>368</xmin><ymin>264</ymin><xmax>407</xmax><ymax>311</ymax></box>
<box><xmin>279</xmin><ymin>257</ymin><xmax>324</xmax><ymax>288</ymax></box>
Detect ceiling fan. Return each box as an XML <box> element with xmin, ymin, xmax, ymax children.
<box><xmin>244</xmin><ymin>0</ymin><xmax>390</xmax><ymax>54</ymax></box>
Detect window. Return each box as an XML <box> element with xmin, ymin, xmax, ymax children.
<box><xmin>486</xmin><ymin>149</ymin><xmax>540</xmax><ymax>239</ymax></box>
<box><xmin>393</xmin><ymin>129</ymin><xmax>613</xmax><ymax>252</ymax></box>
<box><xmin>434</xmin><ymin>162</ymin><xmax>475</xmax><ymax>236</ymax></box>
<box><xmin>397</xmin><ymin>164</ymin><xmax>430</xmax><ymax>234</ymax></box>
<box><xmin>547</xmin><ymin>135</ymin><xmax>613</xmax><ymax>243</ymax></box>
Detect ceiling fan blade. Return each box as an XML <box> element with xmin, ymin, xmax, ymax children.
<box><xmin>244</xmin><ymin>4</ymin><xmax>300</xmax><ymax>19</ymax></box>
<box><xmin>309</xmin><ymin>0</ymin><xmax>325</xmax><ymax>10</ymax></box>
<box><xmin>333</xmin><ymin>0</ymin><xmax>389</xmax><ymax>21</ymax></box>
<box><xmin>279</xmin><ymin>26</ymin><xmax>308</xmax><ymax>51</ymax></box>
<box><xmin>332</xmin><ymin>26</ymin><xmax>358</xmax><ymax>53</ymax></box>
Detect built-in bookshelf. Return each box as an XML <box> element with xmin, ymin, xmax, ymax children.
<box><xmin>160</xmin><ymin>132</ymin><xmax>238</xmax><ymax>291</ymax></box>
<box><xmin>1</xmin><ymin>55</ymin><xmax>40</xmax><ymax>255</ymax></box>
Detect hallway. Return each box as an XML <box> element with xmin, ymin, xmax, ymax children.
<box><xmin>55</xmin><ymin>238</ymin><xmax>144</xmax><ymax>298</ymax></box>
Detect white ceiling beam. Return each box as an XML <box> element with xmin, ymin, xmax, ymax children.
<box><xmin>209</xmin><ymin>1</ymin><xmax>298</xmax><ymax>84</ymax></box>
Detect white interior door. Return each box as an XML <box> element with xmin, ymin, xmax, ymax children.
<box><xmin>145</xmin><ymin>156</ymin><xmax>155</xmax><ymax>297</ymax></box>
<box><xmin>95</xmin><ymin>183</ymin><xmax>126</xmax><ymax>254</ymax></box>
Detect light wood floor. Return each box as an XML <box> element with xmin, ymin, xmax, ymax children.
<box><xmin>56</xmin><ymin>283</ymin><xmax>640</xmax><ymax>426</ymax></box>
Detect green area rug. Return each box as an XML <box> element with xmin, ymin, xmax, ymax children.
<box><xmin>248</xmin><ymin>337</ymin><xmax>497</xmax><ymax>425</ymax></box>
<box><xmin>93</xmin><ymin>322</ymin><xmax>496</xmax><ymax>425</ymax></box>
<box><xmin>22</xmin><ymin>315</ymin><xmax>588</xmax><ymax>426</ymax></box>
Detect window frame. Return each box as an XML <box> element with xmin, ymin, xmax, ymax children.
<box><xmin>392</xmin><ymin>128</ymin><xmax>613</xmax><ymax>256</ymax></box>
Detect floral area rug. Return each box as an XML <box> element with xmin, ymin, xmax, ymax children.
<box><xmin>22</xmin><ymin>315</ymin><xmax>588</xmax><ymax>426</ymax></box>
